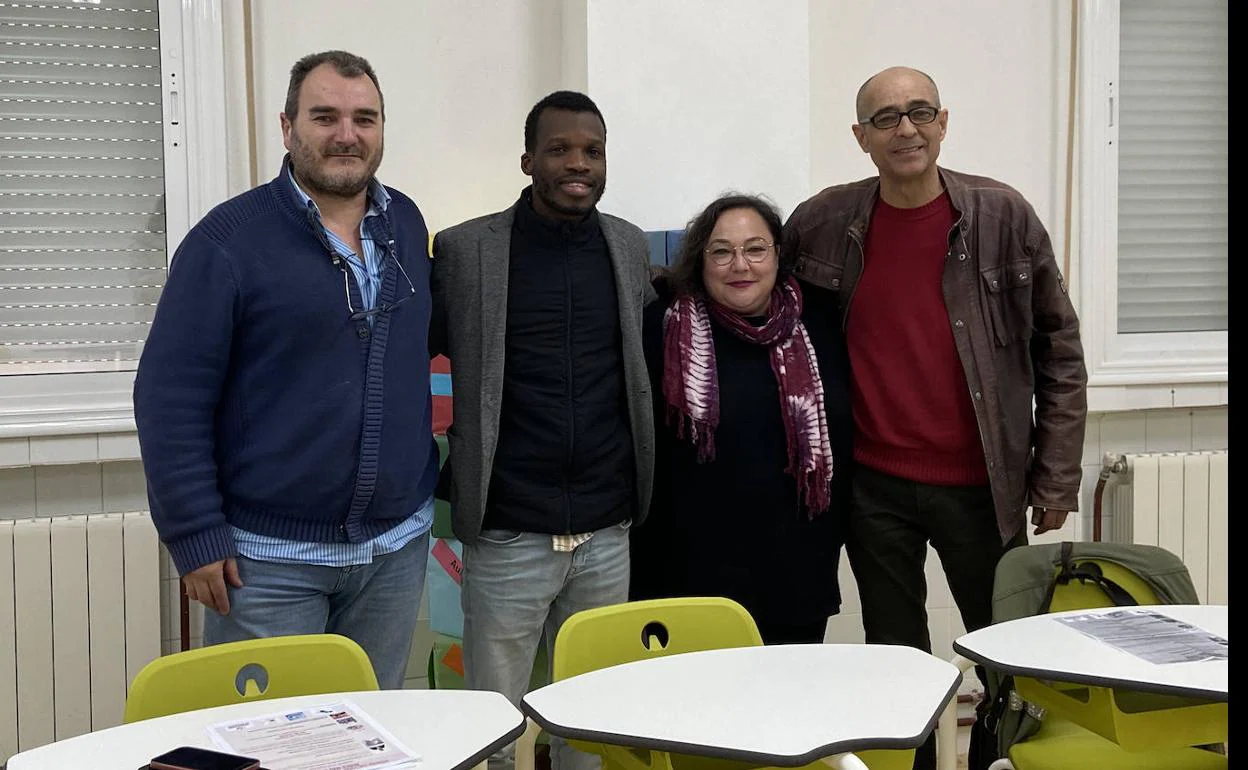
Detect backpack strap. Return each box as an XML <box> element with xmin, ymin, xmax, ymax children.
<box><xmin>1039</xmin><ymin>541</ymin><xmax>1139</xmax><ymax>612</ymax></box>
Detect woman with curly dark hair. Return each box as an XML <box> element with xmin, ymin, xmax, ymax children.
<box><xmin>630</xmin><ymin>193</ymin><xmax>852</xmax><ymax>644</ymax></box>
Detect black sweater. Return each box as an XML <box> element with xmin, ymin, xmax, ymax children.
<box><xmin>483</xmin><ymin>191</ymin><xmax>635</xmax><ymax>534</ymax></box>
<box><xmin>630</xmin><ymin>285</ymin><xmax>851</xmax><ymax>635</ymax></box>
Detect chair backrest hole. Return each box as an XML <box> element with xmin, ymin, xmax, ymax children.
<box><xmin>235</xmin><ymin>662</ymin><xmax>269</xmax><ymax>698</ymax></box>
<box><xmin>641</xmin><ymin>621</ymin><xmax>669</xmax><ymax>651</ymax></box>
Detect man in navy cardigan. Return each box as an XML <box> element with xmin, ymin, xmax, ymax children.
<box><xmin>134</xmin><ymin>51</ymin><xmax>438</xmax><ymax>688</ymax></box>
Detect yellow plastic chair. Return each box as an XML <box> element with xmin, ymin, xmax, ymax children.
<box><xmin>999</xmin><ymin>556</ymin><xmax>1227</xmax><ymax>770</ymax></box>
<box><xmin>124</xmin><ymin>633</ymin><xmax>379</xmax><ymax>722</ymax></box>
<box><xmin>525</xmin><ymin>597</ymin><xmax>912</xmax><ymax>770</ymax></box>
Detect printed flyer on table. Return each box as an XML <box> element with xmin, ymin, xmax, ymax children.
<box><xmin>208</xmin><ymin>700</ymin><xmax>420</xmax><ymax>770</ymax></box>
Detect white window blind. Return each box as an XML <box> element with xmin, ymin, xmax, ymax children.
<box><xmin>1</xmin><ymin>0</ymin><xmax>166</xmax><ymax>374</ymax></box>
<box><xmin>1117</xmin><ymin>0</ymin><xmax>1228</xmax><ymax>334</ymax></box>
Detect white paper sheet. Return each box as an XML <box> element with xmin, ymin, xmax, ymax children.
<box><xmin>1054</xmin><ymin>609</ymin><xmax>1229</xmax><ymax>664</ymax></box>
<box><xmin>207</xmin><ymin>699</ymin><xmax>420</xmax><ymax>770</ymax></box>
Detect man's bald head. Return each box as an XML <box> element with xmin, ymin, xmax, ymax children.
<box><xmin>856</xmin><ymin>66</ymin><xmax>941</xmax><ymax>122</ymax></box>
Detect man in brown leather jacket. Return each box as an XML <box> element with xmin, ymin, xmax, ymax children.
<box><xmin>783</xmin><ymin>66</ymin><xmax>1087</xmax><ymax>769</ymax></box>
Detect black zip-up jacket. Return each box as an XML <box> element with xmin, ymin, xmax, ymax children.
<box><xmin>481</xmin><ymin>192</ymin><xmax>635</xmax><ymax>534</ymax></box>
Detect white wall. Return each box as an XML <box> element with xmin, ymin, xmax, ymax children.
<box><xmin>809</xmin><ymin>0</ymin><xmax>1071</xmax><ymax>244</ymax></box>
<box><xmin>244</xmin><ymin>1</ymin><xmax>1073</xmax><ymax>250</ymax></box>
<box><xmin>246</xmin><ymin>0</ymin><xmax>814</xmax><ymax>232</ymax></box>
<box><xmin>582</xmin><ymin>0</ymin><xmax>812</xmax><ymax>229</ymax></box>
<box><xmin>248</xmin><ymin>0</ymin><xmax>564</xmax><ymax>233</ymax></box>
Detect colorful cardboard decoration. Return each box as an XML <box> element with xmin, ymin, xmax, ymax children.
<box><xmin>429</xmin><ymin>633</ymin><xmax>465</xmax><ymax>689</ymax></box>
<box><xmin>427</xmin><ymin>536</ymin><xmax>465</xmax><ymax>637</ymax></box>
<box><xmin>431</xmin><ymin>354</ymin><xmax>452</xmax><ymax>435</ymax></box>
<box><xmin>427</xmin><ymin>633</ymin><xmax>551</xmax><ymax>693</ymax></box>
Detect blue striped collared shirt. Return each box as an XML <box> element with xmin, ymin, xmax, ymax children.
<box><xmin>231</xmin><ymin>171</ymin><xmax>431</xmax><ymax>567</ymax></box>
<box><xmin>232</xmin><ymin>494</ymin><xmax>434</xmax><ymax>567</ymax></box>
<box><xmin>290</xmin><ymin>167</ymin><xmax>391</xmax><ymax>315</ymax></box>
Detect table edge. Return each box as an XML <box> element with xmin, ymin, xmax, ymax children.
<box><xmin>6</xmin><ymin>692</ymin><xmax>530</xmax><ymax>770</ymax></box>
<box><xmin>520</xmin><ymin>676</ymin><xmax>961</xmax><ymax>767</ymax></box>
<box><xmin>452</xmin><ymin>714</ymin><xmax>528</xmax><ymax>770</ymax></box>
<box><xmin>950</xmin><ymin>640</ymin><xmax>1228</xmax><ymax>702</ymax></box>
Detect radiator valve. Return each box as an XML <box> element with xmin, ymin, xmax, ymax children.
<box><xmin>1102</xmin><ymin>452</ymin><xmax>1128</xmax><ymax>477</ymax></box>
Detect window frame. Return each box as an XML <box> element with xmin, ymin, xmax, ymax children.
<box><xmin>1077</xmin><ymin>0</ymin><xmax>1228</xmax><ymax>401</ymax></box>
<box><xmin>0</xmin><ymin>0</ymin><xmax>229</xmax><ymax>439</ymax></box>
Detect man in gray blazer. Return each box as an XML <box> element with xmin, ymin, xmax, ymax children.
<box><xmin>430</xmin><ymin>90</ymin><xmax>655</xmax><ymax>770</ymax></box>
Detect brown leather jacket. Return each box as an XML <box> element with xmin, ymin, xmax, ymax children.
<box><xmin>783</xmin><ymin>167</ymin><xmax>1088</xmax><ymax>542</ymax></box>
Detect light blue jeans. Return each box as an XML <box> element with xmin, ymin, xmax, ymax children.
<box><xmin>203</xmin><ymin>531</ymin><xmax>429</xmax><ymax>690</ymax></box>
<box><xmin>463</xmin><ymin>521</ymin><xmax>631</xmax><ymax>770</ymax></box>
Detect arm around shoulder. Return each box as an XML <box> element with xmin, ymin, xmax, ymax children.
<box><xmin>601</xmin><ymin>215</ymin><xmax>658</xmax><ymax>305</ymax></box>
<box><xmin>640</xmin><ymin>247</ymin><xmax>659</xmax><ymax>306</ymax></box>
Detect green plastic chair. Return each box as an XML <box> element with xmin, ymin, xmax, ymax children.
<box><xmin>538</xmin><ymin>597</ymin><xmax>912</xmax><ymax>770</ymax></box>
<box><xmin>124</xmin><ymin>633</ymin><xmax>379</xmax><ymax>722</ymax></box>
<box><xmin>1002</xmin><ymin>555</ymin><xmax>1227</xmax><ymax>770</ymax></box>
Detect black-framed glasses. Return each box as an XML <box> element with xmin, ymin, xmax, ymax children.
<box><xmin>860</xmin><ymin>105</ymin><xmax>940</xmax><ymax>130</ymax></box>
<box><xmin>704</xmin><ymin>239</ymin><xmax>775</xmax><ymax>267</ymax></box>
<box><xmin>344</xmin><ymin>246</ymin><xmax>418</xmax><ymax>322</ymax></box>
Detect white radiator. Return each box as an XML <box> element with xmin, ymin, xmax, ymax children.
<box><xmin>1110</xmin><ymin>451</ymin><xmax>1229</xmax><ymax>605</ymax></box>
<box><xmin>0</xmin><ymin>512</ymin><xmax>162</xmax><ymax>761</ymax></box>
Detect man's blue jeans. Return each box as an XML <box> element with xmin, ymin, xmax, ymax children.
<box><xmin>463</xmin><ymin>521</ymin><xmax>631</xmax><ymax>770</ymax></box>
<box><xmin>203</xmin><ymin>530</ymin><xmax>429</xmax><ymax>690</ymax></box>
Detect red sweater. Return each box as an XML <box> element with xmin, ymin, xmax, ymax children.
<box><xmin>847</xmin><ymin>193</ymin><xmax>988</xmax><ymax>485</ymax></box>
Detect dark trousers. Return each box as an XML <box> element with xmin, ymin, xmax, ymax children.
<box><xmin>758</xmin><ymin>618</ymin><xmax>828</xmax><ymax>645</ymax></box>
<box><xmin>846</xmin><ymin>463</ymin><xmax>1027</xmax><ymax>770</ymax></box>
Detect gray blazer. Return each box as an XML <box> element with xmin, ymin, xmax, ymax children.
<box><xmin>430</xmin><ymin>202</ymin><xmax>657</xmax><ymax>544</ymax></box>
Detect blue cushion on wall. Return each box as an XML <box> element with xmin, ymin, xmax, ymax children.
<box><xmin>645</xmin><ymin>230</ymin><xmax>667</xmax><ymax>266</ymax></box>
<box><xmin>665</xmin><ymin>230</ymin><xmax>686</xmax><ymax>265</ymax></box>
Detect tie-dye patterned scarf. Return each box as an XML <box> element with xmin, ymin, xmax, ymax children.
<box><xmin>662</xmin><ymin>276</ymin><xmax>835</xmax><ymax>515</ymax></box>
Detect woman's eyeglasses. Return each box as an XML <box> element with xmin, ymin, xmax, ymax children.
<box><xmin>704</xmin><ymin>239</ymin><xmax>775</xmax><ymax>267</ymax></box>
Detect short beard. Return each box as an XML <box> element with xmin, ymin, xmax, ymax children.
<box><xmin>288</xmin><ymin>129</ymin><xmax>382</xmax><ymax>199</ymax></box>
